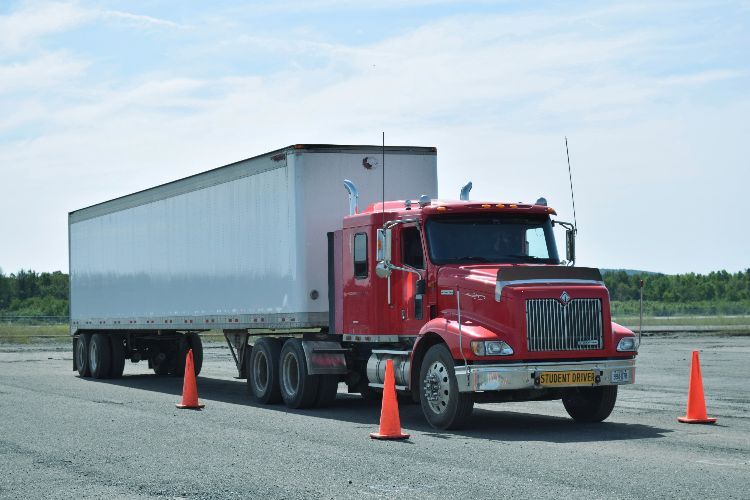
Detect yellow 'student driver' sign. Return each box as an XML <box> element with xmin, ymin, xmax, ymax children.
<box><xmin>539</xmin><ymin>370</ymin><xmax>595</xmax><ymax>386</ymax></box>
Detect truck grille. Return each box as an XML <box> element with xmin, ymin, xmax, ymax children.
<box><xmin>525</xmin><ymin>298</ymin><xmax>603</xmax><ymax>351</ymax></box>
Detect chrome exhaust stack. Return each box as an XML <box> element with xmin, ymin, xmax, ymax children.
<box><xmin>343</xmin><ymin>179</ymin><xmax>359</xmax><ymax>215</ymax></box>
<box><xmin>460</xmin><ymin>181</ymin><xmax>473</xmax><ymax>201</ymax></box>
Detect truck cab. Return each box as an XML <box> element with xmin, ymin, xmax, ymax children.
<box><xmin>335</xmin><ymin>189</ymin><xmax>638</xmax><ymax>429</ymax></box>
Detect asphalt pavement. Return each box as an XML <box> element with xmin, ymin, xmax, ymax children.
<box><xmin>0</xmin><ymin>333</ymin><xmax>748</xmax><ymax>499</ymax></box>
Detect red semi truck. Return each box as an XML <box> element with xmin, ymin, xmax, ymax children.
<box><xmin>70</xmin><ymin>144</ymin><xmax>638</xmax><ymax>429</ymax></box>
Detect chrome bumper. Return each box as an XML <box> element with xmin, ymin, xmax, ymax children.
<box><xmin>454</xmin><ymin>358</ymin><xmax>636</xmax><ymax>393</ymax></box>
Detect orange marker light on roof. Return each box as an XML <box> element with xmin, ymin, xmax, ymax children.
<box><xmin>436</xmin><ymin>206</ymin><xmax>446</xmax><ymax>211</ymax></box>
<box><xmin>481</xmin><ymin>204</ymin><xmax>491</xmax><ymax>208</ymax></box>
<box><xmin>510</xmin><ymin>204</ymin><xmax>517</xmax><ymax>208</ymax></box>
<box><xmin>496</xmin><ymin>204</ymin><xmax>505</xmax><ymax>208</ymax></box>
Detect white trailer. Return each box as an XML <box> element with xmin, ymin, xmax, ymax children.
<box><xmin>69</xmin><ymin>144</ymin><xmax>437</xmax><ymax>379</ymax></box>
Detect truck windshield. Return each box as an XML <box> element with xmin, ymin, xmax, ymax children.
<box><xmin>425</xmin><ymin>214</ymin><xmax>560</xmax><ymax>265</ymax></box>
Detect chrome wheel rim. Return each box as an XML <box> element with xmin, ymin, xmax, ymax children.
<box><xmin>423</xmin><ymin>360</ymin><xmax>451</xmax><ymax>414</ymax></box>
<box><xmin>76</xmin><ymin>339</ymin><xmax>86</xmax><ymax>368</ymax></box>
<box><xmin>89</xmin><ymin>341</ymin><xmax>98</xmax><ymax>373</ymax></box>
<box><xmin>281</xmin><ymin>351</ymin><xmax>299</xmax><ymax>397</ymax></box>
<box><xmin>253</xmin><ymin>351</ymin><xmax>269</xmax><ymax>393</ymax></box>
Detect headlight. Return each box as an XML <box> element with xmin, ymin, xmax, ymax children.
<box><xmin>470</xmin><ymin>340</ymin><xmax>514</xmax><ymax>356</ymax></box>
<box><xmin>616</xmin><ymin>337</ymin><xmax>639</xmax><ymax>352</ymax></box>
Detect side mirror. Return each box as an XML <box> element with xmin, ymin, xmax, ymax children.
<box><xmin>376</xmin><ymin>228</ymin><xmax>392</xmax><ymax>262</ymax></box>
<box><xmin>566</xmin><ymin>229</ymin><xmax>576</xmax><ymax>264</ymax></box>
<box><xmin>414</xmin><ymin>278</ymin><xmax>426</xmax><ymax>320</ymax></box>
<box><xmin>376</xmin><ymin>228</ymin><xmax>393</xmax><ymax>279</ymax></box>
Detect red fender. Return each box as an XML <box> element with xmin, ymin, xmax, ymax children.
<box><xmin>414</xmin><ymin>318</ymin><xmax>509</xmax><ymax>362</ymax></box>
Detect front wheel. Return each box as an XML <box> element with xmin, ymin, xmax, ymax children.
<box><xmin>562</xmin><ymin>386</ymin><xmax>618</xmax><ymax>423</ymax></box>
<box><xmin>419</xmin><ymin>344</ymin><xmax>474</xmax><ymax>430</ymax></box>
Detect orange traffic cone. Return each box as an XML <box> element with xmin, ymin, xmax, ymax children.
<box><xmin>370</xmin><ymin>359</ymin><xmax>410</xmax><ymax>440</ymax></box>
<box><xmin>678</xmin><ymin>350</ymin><xmax>716</xmax><ymax>424</ymax></box>
<box><xmin>176</xmin><ymin>349</ymin><xmax>205</xmax><ymax>410</ymax></box>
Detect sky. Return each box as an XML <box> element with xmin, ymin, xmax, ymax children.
<box><xmin>0</xmin><ymin>0</ymin><xmax>748</xmax><ymax>275</ymax></box>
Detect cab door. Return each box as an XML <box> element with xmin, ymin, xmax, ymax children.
<box><xmin>341</xmin><ymin>227</ymin><xmax>375</xmax><ymax>335</ymax></box>
<box><xmin>388</xmin><ymin>224</ymin><xmax>428</xmax><ymax>335</ymax></box>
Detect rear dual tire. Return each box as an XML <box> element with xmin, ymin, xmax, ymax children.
<box><xmin>174</xmin><ymin>332</ymin><xmax>203</xmax><ymax>377</ymax></box>
<box><xmin>248</xmin><ymin>337</ymin><xmax>283</xmax><ymax>404</ymax></box>
<box><xmin>89</xmin><ymin>334</ymin><xmax>112</xmax><ymax>379</ymax></box>
<box><xmin>77</xmin><ymin>333</ymin><xmax>125</xmax><ymax>378</ymax></box>
<box><xmin>279</xmin><ymin>339</ymin><xmax>319</xmax><ymax>409</ymax></box>
<box><xmin>247</xmin><ymin>337</ymin><xmax>338</xmax><ymax>409</ymax></box>
<box><xmin>75</xmin><ymin>333</ymin><xmax>91</xmax><ymax>377</ymax></box>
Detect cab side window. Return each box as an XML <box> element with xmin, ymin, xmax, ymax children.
<box><xmin>353</xmin><ymin>233</ymin><xmax>368</xmax><ymax>279</ymax></box>
<box><xmin>401</xmin><ymin>226</ymin><xmax>424</xmax><ymax>269</ymax></box>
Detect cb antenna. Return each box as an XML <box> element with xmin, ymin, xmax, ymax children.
<box><xmin>382</xmin><ymin>131</ymin><xmax>385</xmax><ymax>224</ymax></box>
<box><xmin>565</xmin><ymin>136</ymin><xmax>578</xmax><ymax>233</ymax></box>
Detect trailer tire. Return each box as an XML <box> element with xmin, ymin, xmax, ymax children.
<box><xmin>175</xmin><ymin>332</ymin><xmax>203</xmax><ymax>377</ymax></box>
<box><xmin>279</xmin><ymin>339</ymin><xmax>319</xmax><ymax>409</ymax></box>
<box><xmin>248</xmin><ymin>337</ymin><xmax>283</xmax><ymax>404</ymax></box>
<box><xmin>109</xmin><ymin>334</ymin><xmax>126</xmax><ymax>378</ymax></box>
<box><xmin>75</xmin><ymin>333</ymin><xmax>92</xmax><ymax>377</ymax></box>
<box><xmin>89</xmin><ymin>334</ymin><xmax>112</xmax><ymax>379</ymax></box>
<box><xmin>314</xmin><ymin>375</ymin><xmax>339</xmax><ymax>408</ymax></box>
<box><xmin>562</xmin><ymin>386</ymin><xmax>618</xmax><ymax>423</ymax></box>
<box><xmin>419</xmin><ymin>344</ymin><xmax>474</xmax><ymax>430</ymax></box>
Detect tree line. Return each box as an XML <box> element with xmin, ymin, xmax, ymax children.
<box><xmin>1</xmin><ymin>267</ymin><xmax>749</xmax><ymax>317</ymax></box>
<box><xmin>603</xmin><ymin>269</ymin><xmax>750</xmax><ymax>302</ymax></box>
<box><xmin>603</xmin><ymin>269</ymin><xmax>750</xmax><ymax>316</ymax></box>
<box><xmin>0</xmin><ymin>269</ymin><xmax>69</xmax><ymax>316</ymax></box>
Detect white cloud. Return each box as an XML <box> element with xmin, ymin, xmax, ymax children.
<box><xmin>103</xmin><ymin>10</ymin><xmax>182</xmax><ymax>29</ymax></box>
<box><xmin>0</xmin><ymin>1</ymin><xmax>92</xmax><ymax>53</ymax></box>
<box><xmin>0</xmin><ymin>50</ymin><xmax>88</xmax><ymax>93</ymax></box>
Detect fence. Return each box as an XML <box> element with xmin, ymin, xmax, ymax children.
<box><xmin>0</xmin><ymin>316</ymin><xmax>69</xmax><ymax>325</ymax></box>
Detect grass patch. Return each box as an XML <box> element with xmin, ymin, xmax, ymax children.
<box><xmin>611</xmin><ymin>315</ymin><xmax>750</xmax><ymax>327</ymax></box>
<box><xmin>0</xmin><ymin>323</ymin><xmax>70</xmax><ymax>344</ymax></box>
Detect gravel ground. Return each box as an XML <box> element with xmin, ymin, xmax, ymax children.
<box><xmin>0</xmin><ymin>334</ymin><xmax>748</xmax><ymax>499</ymax></box>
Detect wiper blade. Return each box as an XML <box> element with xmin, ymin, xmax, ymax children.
<box><xmin>504</xmin><ymin>255</ymin><xmax>547</xmax><ymax>261</ymax></box>
<box><xmin>450</xmin><ymin>256</ymin><xmax>491</xmax><ymax>262</ymax></box>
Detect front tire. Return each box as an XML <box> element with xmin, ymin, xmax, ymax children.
<box><xmin>89</xmin><ymin>334</ymin><xmax>112</xmax><ymax>379</ymax></box>
<box><xmin>562</xmin><ymin>386</ymin><xmax>618</xmax><ymax>423</ymax></box>
<box><xmin>279</xmin><ymin>339</ymin><xmax>319</xmax><ymax>409</ymax></box>
<box><xmin>419</xmin><ymin>344</ymin><xmax>474</xmax><ymax>430</ymax></box>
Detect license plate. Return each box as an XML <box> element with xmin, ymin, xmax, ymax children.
<box><xmin>611</xmin><ymin>369</ymin><xmax>631</xmax><ymax>384</ymax></box>
<box><xmin>539</xmin><ymin>370</ymin><xmax>595</xmax><ymax>387</ymax></box>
